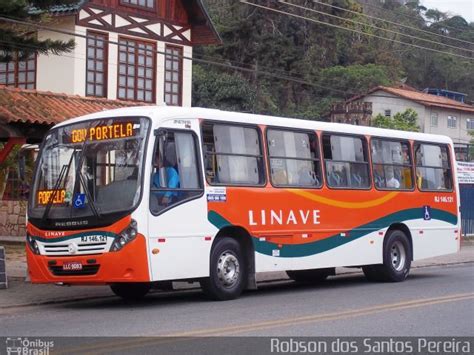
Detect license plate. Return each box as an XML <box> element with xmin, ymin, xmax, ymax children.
<box><xmin>80</xmin><ymin>235</ymin><xmax>107</xmax><ymax>243</ymax></box>
<box><xmin>62</xmin><ymin>262</ymin><xmax>82</xmax><ymax>271</ymax></box>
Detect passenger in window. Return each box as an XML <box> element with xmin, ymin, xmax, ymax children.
<box><xmin>386</xmin><ymin>167</ymin><xmax>400</xmax><ymax>189</ymax></box>
<box><xmin>153</xmin><ymin>142</ymin><xmax>180</xmax><ymax>205</ymax></box>
<box><xmin>416</xmin><ymin>169</ymin><xmax>423</xmax><ymax>190</ymax></box>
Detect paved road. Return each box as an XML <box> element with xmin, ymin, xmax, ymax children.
<box><xmin>1</xmin><ymin>264</ymin><xmax>473</xmax><ymax>342</ymax></box>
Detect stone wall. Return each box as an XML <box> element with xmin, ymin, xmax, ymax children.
<box><xmin>0</xmin><ymin>200</ymin><xmax>27</xmax><ymax>237</ymax></box>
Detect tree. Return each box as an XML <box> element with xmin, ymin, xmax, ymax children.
<box><xmin>372</xmin><ymin>108</ymin><xmax>420</xmax><ymax>132</ymax></box>
<box><xmin>192</xmin><ymin>65</ymin><xmax>256</xmax><ymax>112</ymax></box>
<box><xmin>0</xmin><ymin>0</ymin><xmax>75</xmax><ymax>62</ymax></box>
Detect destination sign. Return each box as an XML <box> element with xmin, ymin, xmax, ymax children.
<box><xmin>69</xmin><ymin>122</ymin><xmax>135</xmax><ymax>143</ymax></box>
<box><xmin>37</xmin><ymin>189</ymin><xmax>66</xmax><ymax>205</ymax></box>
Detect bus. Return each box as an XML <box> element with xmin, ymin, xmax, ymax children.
<box><xmin>26</xmin><ymin>106</ymin><xmax>460</xmax><ymax>301</ymax></box>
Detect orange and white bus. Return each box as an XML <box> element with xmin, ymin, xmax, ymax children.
<box><xmin>26</xmin><ymin>107</ymin><xmax>460</xmax><ymax>300</ymax></box>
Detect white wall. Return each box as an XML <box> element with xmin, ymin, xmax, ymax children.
<box><xmin>361</xmin><ymin>90</ymin><xmax>473</xmax><ymax>144</ymax></box>
<box><xmin>425</xmin><ymin>107</ymin><xmax>473</xmax><ymax>145</ymax></box>
<box><xmin>36</xmin><ymin>17</ymin><xmax>77</xmax><ymax>95</ymax></box>
<box><xmin>363</xmin><ymin>90</ymin><xmax>426</xmax><ymax>127</ymax></box>
<box><xmin>36</xmin><ymin>18</ymin><xmax>192</xmax><ymax>107</ymax></box>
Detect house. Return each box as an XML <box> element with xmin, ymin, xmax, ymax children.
<box><xmin>0</xmin><ymin>0</ymin><xmax>220</xmax><ymax>106</ymax></box>
<box><xmin>330</xmin><ymin>85</ymin><xmax>474</xmax><ymax>160</ymax></box>
<box><xmin>0</xmin><ymin>0</ymin><xmax>220</xmax><ymax>240</ymax></box>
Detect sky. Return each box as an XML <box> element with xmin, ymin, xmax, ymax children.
<box><xmin>421</xmin><ymin>0</ymin><xmax>474</xmax><ymax>23</ymax></box>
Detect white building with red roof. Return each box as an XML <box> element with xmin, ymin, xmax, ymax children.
<box><xmin>332</xmin><ymin>85</ymin><xmax>474</xmax><ymax>157</ymax></box>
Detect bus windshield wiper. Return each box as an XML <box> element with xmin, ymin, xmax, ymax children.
<box><xmin>72</xmin><ymin>138</ymin><xmax>101</xmax><ymax>219</ymax></box>
<box><xmin>42</xmin><ymin>149</ymin><xmax>76</xmax><ymax>220</ymax></box>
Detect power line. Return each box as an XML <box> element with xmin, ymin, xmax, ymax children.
<box><xmin>0</xmin><ymin>17</ymin><xmax>354</xmax><ymax>96</ymax></box>
<box><xmin>240</xmin><ymin>1</ymin><xmax>474</xmax><ymax>61</ymax></box>
<box><xmin>4</xmin><ymin>37</ymin><xmax>468</xmax><ymax>107</ymax></box>
<box><xmin>1</xmin><ymin>14</ymin><xmax>470</xmax><ymax>104</ymax></box>
<box><xmin>312</xmin><ymin>0</ymin><xmax>474</xmax><ymax>47</ymax></box>
<box><xmin>355</xmin><ymin>0</ymin><xmax>474</xmax><ymax>34</ymax></box>
<box><xmin>280</xmin><ymin>0</ymin><xmax>474</xmax><ymax>54</ymax></box>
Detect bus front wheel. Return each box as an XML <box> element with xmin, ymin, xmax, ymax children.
<box><xmin>363</xmin><ymin>229</ymin><xmax>412</xmax><ymax>282</ymax></box>
<box><xmin>110</xmin><ymin>282</ymin><xmax>151</xmax><ymax>301</ymax></box>
<box><xmin>200</xmin><ymin>237</ymin><xmax>247</xmax><ymax>301</ymax></box>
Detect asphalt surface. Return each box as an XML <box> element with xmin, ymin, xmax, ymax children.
<box><xmin>1</xmin><ymin>264</ymin><xmax>473</xmax><ymax>341</ymax></box>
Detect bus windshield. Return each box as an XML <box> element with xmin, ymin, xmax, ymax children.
<box><xmin>28</xmin><ymin>117</ymin><xmax>150</xmax><ymax>229</ymax></box>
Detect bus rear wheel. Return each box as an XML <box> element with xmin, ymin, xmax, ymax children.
<box><xmin>286</xmin><ymin>268</ymin><xmax>335</xmax><ymax>283</ymax></box>
<box><xmin>363</xmin><ymin>229</ymin><xmax>412</xmax><ymax>282</ymax></box>
<box><xmin>200</xmin><ymin>237</ymin><xmax>247</xmax><ymax>301</ymax></box>
<box><xmin>110</xmin><ymin>282</ymin><xmax>151</xmax><ymax>301</ymax></box>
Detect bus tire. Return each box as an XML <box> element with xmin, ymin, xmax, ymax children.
<box><xmin>200</xmin><ymin>237</ymin><xmax>247</xmax><ymax>301</ymax></box>
<box><xmin>110</xmin><ymin>282</ymin><xmax>151</xmax><ymax>301</ymax></box>
<box><xmin>286</xmin><ymin>268</ymin><xmax>334</xmax><ymax>283</ymax></box>
<box><xmin>364</xmin><ymin>229</ymin><xmax>412</xmax><ymax>282</ymax></box>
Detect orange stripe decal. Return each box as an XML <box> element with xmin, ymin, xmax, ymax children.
<box><xmin>287</xmin><ymin>189</ymin><xmax>399</xmax><ymax>209</ymax></box>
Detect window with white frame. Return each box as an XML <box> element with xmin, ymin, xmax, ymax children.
<box><xmin>447</xmin><ymin>116</ymin><xmax>457</xmax><ymax>128</ymax></box>
<box><xmin>431</xmin><ymin>113</ymin><xmax>438</xmax><ymax>127</ymax></box>
<box><xmin>467</xmin><ymin>119</ymin><xmax>474</xmax><ymax>130</ymax></box>
<box><xmin>384</xmin><ymin>109</ymin><xmax>391</xmax><ymax>118</ymax></box>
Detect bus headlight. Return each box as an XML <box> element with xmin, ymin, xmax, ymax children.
<box><xmin>27</xmin><ymin>233</ymin><xmax>40</xmax><ymax>255</ymax></box>
<box><xmin>110</xmin><ymin>219</ymin><xmax>138</xmax><ymax>252</ymax></box>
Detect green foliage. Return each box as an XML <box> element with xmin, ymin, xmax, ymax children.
<box><xmin>317</xmin><ymin>64</ymin><xmax>392</xmax><ymax>95</ymax></box>
<box><xmin>192</xmin><ymin>65</ymin><xmax>256</xmax><ymax>112</ymax></box>
<box><xmin>0</xmin><ymin>0</ymin><xmax>76</xmax><ymax>61</ymax></box>
<box><xmin>196</xmin><ymin>0</ymin><xmax>473</xmax><ymax>119</ymax></box>
<box><xmin>372</xmin><ymin>108</ymin><xmax>420</xmax><ymax>132</ymax></box>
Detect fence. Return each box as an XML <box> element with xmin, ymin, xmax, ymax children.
<box><xmin>460</xmin><ymin>184</ymin><xmax>474</xmax><ymax>236</ymax></box>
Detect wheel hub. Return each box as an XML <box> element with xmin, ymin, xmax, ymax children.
<box><xmin>217</xmin><ymin>251</ymin><xmax>240</xmax><ymax>288</ymax></box>
<box><xmin>391</xmin><ymin>241</ymin><xmax>406</xmax><ymax>272</ymax></box>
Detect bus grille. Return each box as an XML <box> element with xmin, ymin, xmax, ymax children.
<box><xmin>42</xmin><ymin>242</ymin><xmax>108</xmax><ymax>256</ymax></box>
<box><xmin>49</xmin><ymin>265</ymin><xmax>100</xmax><ymax>276</ymax></box>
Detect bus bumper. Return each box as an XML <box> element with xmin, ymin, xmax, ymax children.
<box><xmin>26</xmin><ymin>234</ymin><xmax>150</xmax><ymax>285</ymax></box>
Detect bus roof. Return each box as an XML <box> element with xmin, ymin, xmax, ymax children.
<box><xmin>54</xmin><ymin>106</ymin><xmax>453</xmax><ymax>145</ymax></box>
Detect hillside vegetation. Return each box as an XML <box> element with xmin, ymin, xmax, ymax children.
<box><xmin>193</xmin><ymin>0</ymin><xmax>474</xmax><ymax>119</ymax></box>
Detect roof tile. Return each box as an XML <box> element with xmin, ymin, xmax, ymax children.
<box><xmin>0</xmin><ymin>86</ymin><xmax>140</xmax><ymax>126</ymax></box>
<box><xmin>353</xmin><ymin>86</ymin><xmax>474</xmax><ymax>113</ymax></box>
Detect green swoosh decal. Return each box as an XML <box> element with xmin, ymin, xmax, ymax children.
<box><xmin>208</xmin><ymin>208</ymin><xmax>457</xmax><ymax>258</ymax></box>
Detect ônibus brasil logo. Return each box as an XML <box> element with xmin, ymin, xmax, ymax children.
<box><xmin>5</xmin><ymin>337</ymin><xmax>54</xmax><ymax>355</ymax></box>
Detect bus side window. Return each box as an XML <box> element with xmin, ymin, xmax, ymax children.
<box><xmin>322</xmin><ymin>134</ymin><xmax>370</xmax><ymax>189</ymax></box>
<box><xmin>415</xmin><ymin>143</ymin><xmax>452</xmax><ymax>191</ymax></box>
<box><xmin>267</xmin><ymin>129</ymin><xmax>322</xmax><ymax>188</ymax></box>
<box><xmin>202</xmin><ymin>122</ymin><xmax>265</xmax><ymax>186</ymax></box>
<box><xmin>150</xmin><ymin>130</ymin><xmax>202</xmax><ymax>214</ymax></box>
<box><xmin>371</xmin><ymin>139</ymin><xmax>413</xmax><ymax>190</ymax></box>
